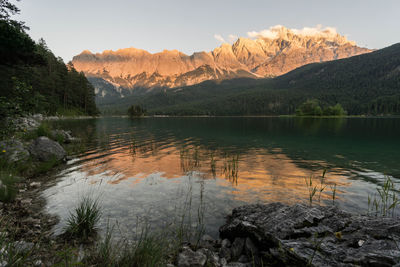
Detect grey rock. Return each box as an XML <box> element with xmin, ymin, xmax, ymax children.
<box><xmin>0</xmin><ymin>139</ymin><xmax>29</xmax><ymax>163</ymax></box>
<box><xmin>0</xmin><ymin>261</ymin><xmax>7</xmax><ymax>267</ymax></box>
<box><xmin>29</xmin><ymin>182</ymin><xmax>41</xmax><ymax>188</ymax></box>
<box><xmin>220</xmin><ymin>203</ymin><xmax>400</xmax><ymax>266</ymax></box>
<box><xmin>206</xmin><ymin>251</ymin><xmax>221</xmax><ymax>267</ymax></box>
<box><xmin>219</xmin><ymin>246</ymin><xmax>231</xmax><ymax>262</ymax></box>
<box><xmin>29</xmin><ymin>136</ymin><xmax>66</xmax><ymax>162</ymax></box>
<box><xmin>221</xmin><ymin>238</ymin><xmax>231</xmax><ymax>248</ymax></box>
<box><xmin>13</xmin><ymin>241</ymin><xmax>34</xmax><ymax>254</ymax></box>
<box><xmin>77</xmin><ymin>244</ymin><xmax>85</xmax><ymax>262</ymax></box>
<box><xmin>219</xmin><ymin>258</ymin><xmax>227</xmax><ymax>266</ymax></box>
<box><xmin>230</xmin><ymin>238</ymin><xmax>245</xmax><ymax>260</ymax></box>
<box><xmin>238</xmin><ymin>255</ymin><xmax>249</xmax><ymax>263</ymax></box>
<box><xmin>51</xmin><ymin>130</ymin><xmax>76</xmax><ymax>143</ymax></box>
<box><xmin>225</xmin><ymin>262</ymin><xmax>249</xmax><ymax>267</ymax></box>
<box><xmin>177</xmin><ymin>247</ymin><xmax>207</xmax><ymax>267</ymax></box>
<box><xmin>32</xmin><ymin>114</ymin><xmax>43</xmax><ymax>121</ymax></box>
<box><xmin>199</xmin><ymin>234</ymin><xmax>216</xmax><ymax>250</ymax></box>
<box><xmin>244</xmin><ymin>238</ymin><xmax>258</xmax><ymax>256</ymax></box>
<box><xmin>13</xmin><ymin>116</ymin><xmax>40</xmax><ymax>131</ymax></box>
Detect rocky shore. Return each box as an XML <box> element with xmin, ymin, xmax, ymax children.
<box><xmin>176</xmin><ymin>203</ymin><xmax>400</xmax><ymax>266</ymax></box>
<box><xmin>1</xmin><ymin>115</ymin><xmax>400</xmax><ymax>266</ymax></box>
<box><xmin>0</xmin><ymin>115</ymin><xmax>80</xmax><ymax>265</ymax></box>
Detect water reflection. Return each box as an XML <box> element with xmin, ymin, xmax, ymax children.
<box><xmin>44</xmin><ymin>117</ymin><xmax>400</xmax><ymax>239</ymax></box>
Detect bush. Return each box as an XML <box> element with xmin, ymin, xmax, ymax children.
<box><xmin>296</xmin><ymin>100</ymin><xmax>347</xmax><ymax>116</ymax></box>
<box><xmin>36</xmin><ymin>122</ymin><xmax>52</xmax><ymax>137</ymax></box>
<box><xmin>64</xmin><ymin>197</ymin><xmax>102</xmax><ymax>240</ymax></box>
<box><xmin>323</xmin><ymin>104</ymin><xmax>347</xmax><ymax>116</ymax></box>
<box><xmin>296</xmin><ymin>99</ymin><xmax>323</xmax><ymax>116</ymax></box>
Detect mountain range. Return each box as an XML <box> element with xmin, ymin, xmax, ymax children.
<box><xmin>72</xmin><ymin>26</ymin><xmax>371</xmax><ymax>99</ymax></box>
<box><xmin>97</xmin><ymin>43</ymin><xmax>400</xmax><ymax>116</ymax></box>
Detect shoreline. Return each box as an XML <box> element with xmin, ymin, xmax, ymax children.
<box><xmin>1</xmin><ymin>114</ymin><xmax>400</xmax><ymax>266</ymax></box>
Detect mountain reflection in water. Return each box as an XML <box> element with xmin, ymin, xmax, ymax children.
<box><xmin>43</xmin><ymin>117</ymin><xmax>400</xmax><ymax>239</ymax></box>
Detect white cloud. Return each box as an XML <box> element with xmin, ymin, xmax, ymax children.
<box><xmin>228</xmin><ymin>34</ymin><xmax>238</xmax><ymax>43</ymax></box>
<box><xmin>214</xmin><ymin>34</ymin><xmax>226</xmax><ymax>43</ymax></box>
<box><xmin>247</xmin><ymin>25</ymin><xmax>342</xmax><ymax>40</ymax></box>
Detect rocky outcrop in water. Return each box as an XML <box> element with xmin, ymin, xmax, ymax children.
<box><xmin>176</xmin><ymin>203</ymin><xmax>400</xmax><ymax>266</ymax></box>
<box><xmin>50</xmin><ymin>129</ymin><xmax>77</xmax><ymax>144</ymax></box>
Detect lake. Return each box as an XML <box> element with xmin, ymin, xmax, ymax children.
<box><xmin>43</xmin><ymin>117</ymin><xmax>400</xmax><ymax>239</ymax></box>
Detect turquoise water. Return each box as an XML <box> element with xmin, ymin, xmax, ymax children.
<box><xmin>43</xmin><ymin>117</ymin><xmax>400</xmax><ymax>238</ymax></box>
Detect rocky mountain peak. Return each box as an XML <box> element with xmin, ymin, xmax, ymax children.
<box><xmin>72</xmin><ymin>25</ymin><xmax>372</xmax><ymax>98</ymax></box>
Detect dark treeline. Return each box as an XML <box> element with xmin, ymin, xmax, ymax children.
<box><xmin>98</xmin><ymin>43</ymin><xmax>400</xmax><ymax>116</ymax></box>
<box><xmin>0</xmin><ymin>0</ymin><xmax>98</xmax><ymax>119</ymax></box>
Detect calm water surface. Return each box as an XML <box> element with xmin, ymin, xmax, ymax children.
<box><xmin>43</xmin><ymin>117</ymin><xmax>400</xmax><ymax>239</ymax></box>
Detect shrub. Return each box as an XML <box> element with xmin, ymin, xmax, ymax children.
<box><xmin>64</xmin><ymin>197</ymin><xmax>102</xmax><ymax>240</ymax></box>
<box><xmin>296</xmin><ymin>99</ymin><xmax>323</xmax><ymax>116</ymax></box>
<box><xmin>36</xmin><ymin>122</ymin><xmax>52</xmax><ymax>138</ymax></box>
<box><xmin>34</xmin><ymin>156</ymin><xmax>60</xmax><ymax>175</ymax></box>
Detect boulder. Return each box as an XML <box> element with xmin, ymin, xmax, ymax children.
<box><xmin>51</xmin><ymin>130</ymin><xmax>76</xmax><ymax>143</ymax></box>
<box><xmin>220</xmin><ymin>203</ymin><xmax>400</xmax><ymax>266</ymax></box>
<box><xmin>13</xmin><ymin>116</ymin><xmax>40</xmax><ymax>131</ymax></box>
<box><xmin>29</xmin><ymin>137</ymin><xmax>66</xmax><ymax>162</ymax></box>
<box><xmin>0</xmin><ymin>139</ymin><xmax>29</xmax><ymax>163</ymax></box>
<box><xmin>12</xmin><ymin>240</ymin><xmax>34</xmax><ymax>254</ymax></box>
<box><xmin>230</xmin><ymin>238</ymin><xmax>245</xmax><ymax>260</ymax></box>
<box><xmin>177</xmin><ymin>247</ymin><xmax>207</xmax><ymax>267</ymax></box>
<box><xmin>199</xmin><ymin>234</ymin><xmax>216</xmax><ymax>250</ymax></box>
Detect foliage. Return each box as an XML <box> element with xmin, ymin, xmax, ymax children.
<box><xmin>368</xmin><ymin>176</ymin><xmax>399</xmax><ymax>217</ymax></box>
<box><xmin>296</xmin><ymin>99</ymin><xmax>323</xmax><ymax>116</ymax></box>
<box><xmin>0</xmin><ymin>170</ymin><xmax>17</xmax><ymax>202</ymax></box>
<box><xmin>322</xmin><ymin>104</ymin><xmax>347</xmax><ymax>116</ymax></box>
<box><xmin>34</xmin><ymin>156</ymin><xmax>61</xmax><ymax>175</ymax></box>
<box><xmin>0</xmin><ymin>217</ymin><xmax>34</xmax><ymax>266</ymax></box>
<box><xmin>127</xmin><ymin>105</ymin><xmax>146</xmax><ymax>117</ymax></box>
<box><xmin>296</xmin><ymin>100</ymin><xmax>346</xmax><ymax>116</ymax></box>
<box><xmin>64</xmin><ymin>197</ymin><xmax>102</xmax><ymax>240</ymax></box>
<box><xmin>0</xmin><ymin>2</ymin><xmax>99</xmax><ymax>119</ymax></box>
<box><xmin>84</xmin><ymin>224</ymin><xmax>171</xmax><ymax>267</ymax></box>
<box><xmin>36</xmin><ymin>122</ymin><xmax>52</xmax><ymax>137</ymax></box>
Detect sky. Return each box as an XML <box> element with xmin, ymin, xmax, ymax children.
<box><xmin>14</xmin><ymin>0</ymin><xmax>400</xmax><ymax>62</ymax></box>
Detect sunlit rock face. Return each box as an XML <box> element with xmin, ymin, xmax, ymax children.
<box><xmin>72</xmin><ymin>26</ymin><xmax>371</xmax><ymax>98</ymax></box>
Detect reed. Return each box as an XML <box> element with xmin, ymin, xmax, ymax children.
<box><xmin>368</xmin><ymin>175</ymin><xmax>399</xmax><ymax>217</ymax></box>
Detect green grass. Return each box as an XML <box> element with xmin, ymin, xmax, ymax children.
<box><xmin>368</xmin><ymin>176</ymin><xmax>399</xmax><ymax>217</ymax></box>
<box><xmin>0</xmin><ymin>217</ymin><xmax>35</xmax><ymax>266</ymax></box>
<box><xmin>19</xmin><ymin>122</ymin><xmax>52</xmax><ymax>141</ymax></box>
<box><xmin>34</xmin><ymin>156</ymin><xmax>61</xmax><ymax>175</ymax></box>
<box><xmin>64</xmin><ymin>197</ymin><xmax>102</xmax><ymax>241</ymax></box>
<box><xmin>84</xmin><ymin>223</ymin><xmax>172</xmax><ymax>267</ymax></box>
<box><xmin>56</xmin><ymin>107</ymin><xmax>86</xmax><ymax>117</ymax></box>
<box><xmin>0</xmin><ymin>171</ymin><xmax>18</xmax><ymax>202</ymax></box>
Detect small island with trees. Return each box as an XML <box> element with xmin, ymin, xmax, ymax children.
<box><xmin>295</xmin><ymin>99</ymin><xmax>347</xmax><ymax>117</ymax></box>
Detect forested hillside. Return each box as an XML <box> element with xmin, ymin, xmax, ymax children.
<box><xmin>0</xmin><ymin>0</ymin><xmax>98</xmax><ymax>120</ymax></box>
<box><xmin>99</xmin><ymin>43</ymin><xmax>400</xmax><ymax>116</ymax></box>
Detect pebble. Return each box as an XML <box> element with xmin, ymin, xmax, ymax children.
<box><xmin>30</xmin><ymin>182</ymin><xmax>41</xmax><ymax>188</ymax></box>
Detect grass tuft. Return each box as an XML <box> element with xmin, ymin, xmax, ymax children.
<box><xmin>368</xmin><ymin>175</ymin><xmax>399</xmax><ymax>217</ymax></box>
<box><xmin>64</xmin><ymin>197</ymin><xmax>102</xmax><ymax>241</ymax></box>
<box><xmin>0</xmin><ymin>171</ymin><xmax>18</xmax><ymax>202</ymax></box>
